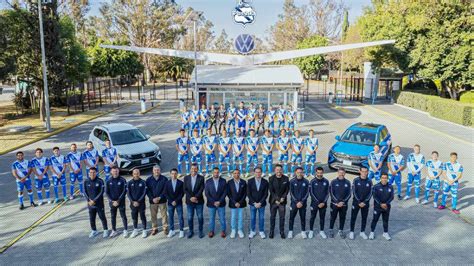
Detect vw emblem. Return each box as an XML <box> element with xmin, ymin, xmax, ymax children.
<box><xmin>232</xmin><ymin>0</ymin><xmax>256</xmax><ymax>26</ymax></box>
<box><xmin>234</xmin><ymin>34</ymin><xmax>255</xmax><ymax>54</ymax></box>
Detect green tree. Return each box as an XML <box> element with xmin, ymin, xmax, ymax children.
<box><xmin>60</xmin><ymin>16</ymin><xmax>90</xmax><ymax>85</ymax></box>
<box><xmin>293</xmin><ymin>35</ymin><xmax>328</xmax><ymax>79</ymax></box>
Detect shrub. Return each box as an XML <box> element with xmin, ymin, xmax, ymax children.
<box><xmin>460</xmin><ymin>91</ymin><xmax>473</xmax><ymax>104</ymax></box>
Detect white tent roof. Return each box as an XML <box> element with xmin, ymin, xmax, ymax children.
<box><xmin>190</xmin><ymin>65</ymin><xmax>304</xmax><ymax>87</ymax></box>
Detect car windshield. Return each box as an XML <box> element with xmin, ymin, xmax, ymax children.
<box><xmin>110</xmin><ymin>129</ymin><xmax>147</xmax><ymax>145</ymax></box>
<box><xmin>340</xmin><ymin>129</ymin><xmax>377</xmax><ymax>145</ymax></box>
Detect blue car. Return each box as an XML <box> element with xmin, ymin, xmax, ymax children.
<box><xmin>328</xmin><ymin>123</ymin><xmax>392</xmax><ymax>173</ymax></box>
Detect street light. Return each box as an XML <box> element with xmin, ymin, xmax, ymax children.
<box><xmin>38</xmin><ymin>0</ymin><xmax>52</xmax><ymax>132</ymax></box>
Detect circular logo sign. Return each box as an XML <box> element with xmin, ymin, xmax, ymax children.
<box><xmin>234</xmin><ymin>34</ymin><xmax>255</xmax><ymax>55</ymax></box>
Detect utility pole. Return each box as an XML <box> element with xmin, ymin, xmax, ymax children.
<box><xmin>193</xmin><ymin>19</ymin><xmax>198</xmax><ymax>107</ymax></box>
<box><xmin>38</xmin><ymin>0</ymin><xmax>52</xmax><ymax>132</ymax></box>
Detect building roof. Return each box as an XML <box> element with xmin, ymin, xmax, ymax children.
<box><xmin>189</xmin><ymin>65</ymin><xmax>304</xmax><ymax>87</ymax></box>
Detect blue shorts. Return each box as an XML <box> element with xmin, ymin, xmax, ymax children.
<box><xmin>191</xmin><ymin>154</ymin><xmax>202</xmax><ymax>164</ymax></box>
<box><xmin>442</xmin><ymin>181</ymin><xmax>458</xmax><ymax>196</ymax></box>
<box><xmin>278</xmin><ymin>121</ymin><xmax>285</xmax><ymax>129</ymax></box>
<box><xmin>368</xmin><ymin>170</ymin><xmax>381</xmax><ymax>182</ymax></box>
<box><xmin>262</xmin><ymin>154</ymin><xmax>273</xmax><ymax>164</ymax></box>
<box><xmin>190</xmin><ymin>121</ymin><xmax>199</xmax><ymax>131</ymax></box>
<box><xmin>52</xmin><ymin>174</ymin><xmax>67</xmax><ymax>187</ymax></box>
<box><xmin>425</xmin><ymin>178</ymin><xmax>441</xmax><ymax>190</ymax></box>
<box><xmin>201</xmin><ymin>121</ymin><xmax>209</xmax><ymax>129</ymax></box>
<box><xmin>291</xmin><ymin>154</ymin><xmax>303</xmax><ymax>164</ymax></box>
<box><xmin>16</xmin><ymin>178</ymin><xmax>33</xmax><ymax>192</ymax></box>
<box><xmin>35</xmin><ymin>176</ymin><xmax>51</xmax><ymax>190</ymax></box>
<box><xmin>249</xmin><ymin>120</ymin><xmax>255</xmax><ymax>128</ymax></box>
<box><xmin>181</xmin><ymin>123</ymin><xmax>189</xmax><ymax>130</ymax></box>
<box><xmin>305</xmin><ymin>154</ymin><xmax>316</xmax><ymax>164</ymax></box>
<box><xmin>233</xmin><ymin>153</ymin><xmax>244</xmax><ymax>162</ymax></box>
<box><xmin>70</xmin><ymin>170</ymin><xmax>83</xmax><ymax>183</ymax></box>
<box><xmin>178</xmin><ymin>153</ymin><xmax>189</xmax><ymax>163</ymax></box>
<box><xmin>237</xmin><ymin>120</ymin><xmax>246</xmax><ymax>130</ymax></box>
<box><xmin>219</xmin><ymin>154</ymin><xmax>231</xmax><ymax>164</ymax></box>
<box><xmin>288</xmin><ymin>121</ymin><xmax>295</xmax><ymax>129</ymax></box>
<box><xmin>278</xmin><ymin>153</ymin><xmax>289</xmax><ymax>162</ymax></box>
<box><xmin>205</xmin><ymin>153</ymin><xmax>216</xmax><ymax>163</ymax></box>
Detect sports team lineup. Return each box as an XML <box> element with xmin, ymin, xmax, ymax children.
<box><xmin>9</xmin><ymin>101</ymin><xmax>465</xmax><ymax>245</ymax></box>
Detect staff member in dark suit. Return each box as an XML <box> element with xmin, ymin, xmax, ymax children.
<box><xmin>268</xmin><ymin>164</ymin><xmax>290</xmax><ymax>239</ymax></box>
<box><xmin>85</xmin><ymin>167</ymin><xmax>109</xmax><ymax>238</ymax></box>
<box><xmin>288</xmin><ymin>167</ymin><xmax>310</xmax><ymax>239</ymax></box>
<box><xmin>105</xmin><ymin>166</ymin><xmax>128</xmax><ymax>238</ymax></box>
<box><xmin>329</xmin><ymin>168</ymin><xmax>351</xmax><ymax>239</ymax></box>
<box><xmin>227</xmin><ymin>169</ymin><xmax>247</xmax><ymax>239</ymax></box>
<box><xmin>247</xmin><ymin>166</ymin><xmax>269</xmax><ymax>239</ymax></box>
<box><xmin>349</xmin><ymin>166</ymin><xmax>372</xmax><ymax>240</ymax></box>
<box><xmin>164</xmin><ymin>168</ymin><xmax>185</xmax><ymax>238</ymax></box>
<box><xmin>205</xmin><ymin>167</ymin><xmax>227</xmax><ymax>238</ymax></box>
<box><xmin>146</xmin><ymin>165</ymin><xmax>168</xmax><ymax>236</ymax></box>
<box><xmin>127</xmin><ymin>169</ymin><xmax>147</xmax><ymax>238</ymax></box>
<box><xmin>184</xmin><ymin>163</ymin><xmax>205</xmax><ymax>238</ymax></box>
<box><xmin>369</xmin><ymin>172</ymin><xmax>394</xmax><ymax>241</ymax></box>
<box><xmin>308</xmin><ymin>167</ymin><xmax>329</xmax><ymax>239</ymax></box>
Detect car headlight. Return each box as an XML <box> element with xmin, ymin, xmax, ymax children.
<box><xmin>119</xmin><ymin>153</ymin><xmax>131</xmax><ymax>160</ymax></box>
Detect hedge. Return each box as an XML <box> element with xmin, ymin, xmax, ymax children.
<box><xmin>460</xmin><ymin>91</ymin><xmax>473</xmax><ymax>104</ymax></box>
<box><xmin>394</xmin><ymin>91</ymin><xmax>473</xmax><ymax>127</ymax></box>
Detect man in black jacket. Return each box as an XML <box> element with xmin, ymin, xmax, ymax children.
<box><xmin>247</xmin><ymin>166</ymin><xmax>269</xmax><ymax>239</ymax></box>
<box><xmin>268</xmin><ymin>164</ymin><xmax>290</xmax><ymax>239</ymax></box>
<box><xmin>205</xmin><ymin>167</ymin><xmax>227</xmax><ymax>238</ymax></box>
<box><xmin>85</xmin><ymin>167</ymin><xmax>108</xmax><ymax>238</ymax></box>
<box><xmin>227</xmin><ymin>169</ymin><xmax>247</xmax><ymax>239</ymax></box>
<box><xmin>164</xmin><ymin>168</ymin><xmax>185</xmax><ymax>238</ymax></box>
<box><xmin>309</xmin><ymin>167</ymin><xmax>329</xmax><ymax>239</ymax></box>
<box><xmin>146</xmin><ymin>165</ymin><xmax>168</xmax><ymax>236</ymax></box>
<box><xmin>183</xmin><ymin>163</ymin><xmax>205</xmax><ymax>238</ymax></box>
<box><xmin>127</xmin><ymin>169</ymin><xmax>147</xmax><ymax>238</ymax></box>
<box><xmin>288</xmin><ymin>167</ymin><xmax>310</xmax><ymax>239</ymax></box>
<box><xmin>329</xmin><ymin>168</ymin><xmax>351</xmax><ymax>239</ymax></box>
<box><xmin>105</xmin><ymin>166</ymin><xmax>128</xmax><ymax>238</ymax></box>
<box><xmin>349</xmin><ymin>166</ymin><xmax>372</xmax><ymax>240</ymax></box>
<box><xmin>369</xmin><ymin>172</ymin><xmax>394</xmax><ymax>241</ymax></box>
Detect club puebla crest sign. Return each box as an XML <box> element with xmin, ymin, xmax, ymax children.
<box><xmin>234</xmin><ymin>34</ymin><xmax>255</xmax><ymax>54</ymax></box>
<box><xmin>232</xmin><ymin>0</ymin><xmax>256</xmax><ymax>26</ymax></box>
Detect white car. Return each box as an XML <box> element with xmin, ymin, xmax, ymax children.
<box><xmin>88</xmin><ymin>123</ymin><xmax>161</xmax><ymax>171</ymax></box>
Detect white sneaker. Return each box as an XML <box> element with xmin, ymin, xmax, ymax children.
<box><xmin>308</xmin><ymin>231</ymin><xmax>314</xmax><ymax>239</ymax></box>
<box><xmin>259</xmin><ymin>232</ymin><xmax>266</xmax><ymax>239</ymax></box>
<box><xmin>433</xmin><ymin>202</ymin><xmax>438</xmax><ymax>208</ymax></box>
<box><xmin>360</xmin><ymin>232</ymin><xmax>368</xmax><ymax>240</ymax></box>
<box><xmin>89</xmin><ymin>230</ymin><xmax>99</xmax><ymax>238</ymax></box>
<box><xmin>123</xmin><ymin>230</ymin><xmax>129</xmax><ymax>238</ymax></box>
<box><xmin>142</xmin><ymin>230</ymin><xmax>148</xmax><ymax>238</ymax></box>
<box><xmin>109</xmin><ymin>230</ymin><xmax>117</xmax><ymax>238</ymax></box>
<box><xmin>69</xmin><ymin>195</ymin><xmax>74</xmax><ymax>200</ymax></box>
<box><xmin>248</xmin><ymin>231</ymin><xmax>256</xmax><ymax>239</ymax></box>
<box><xmin>38</xmin><ymin>201</ymin><xmax>44</xmax><ymax>206</ymax></box>
<box><xmin>130</xmin><ymin>229</ymin><xmax>139</xmax><ymax>238</ymax></box>
<box><xmin>238</xmin><ymin>230</ymin><xmax>244</xmax><ymax>238</ymax></box>
<box><xmin>230</xmin><ymin>230</ymin><xmax>236</xmax><ymax>239</ymax></box>
<box><xmin>349</xmin><ymin>231</ymin><xmax>355</xmax><ymax>240</ymax></box>
<box><xmin>382</xmin><ymin>232</ymin><xmax>392</xmax><ymax>241</ymax></box>
<box><xmin>369</xmin><ymin>232</ymin><xmax>375</xmax><ymax>240</ymax></box>
<box><xmin>415</xmin><ymin>198</ymin><xmax>420</xmax><ymax>204</ymax></box>
<box><xmin>167</xmin><ymin>230</ymin><xmax>175</xmax><ymax>238</ymax></box>
<box><xmin>301</xmin><ymin>231</ymin><xmax>307</xmax><ymax>239</ymax></box>
<box><xmin>404</xmin><ymin>195</ymin><xmax>410</xmax><ymax>200</ymax></box>
<box><xmin>287</xmin><ymin>231</ymin><xmax>293</xmax><ymax>239</ymax></box>
<box><xmin>319</xmin><ymin>231</ymin><xmax>327</xmax><ymax>239</ymax></box>
<box><xmin>47</xmin><ymin>200</ymin><xmax>51</xmax><ymax>204</ymax></box>
<box><xmin>421</xmin><ymin>199</ymin><xmax>428</xmax><ymax>205</ymax></box>
<box><xmin>179</xmin><ymin>230</ymin><xmax>185</xmax><ymax>238</ymax></box>
<box><xmin>103</xmin><ymin>230</ymin><xmax>109</xmax><ymax>238</ymax></box>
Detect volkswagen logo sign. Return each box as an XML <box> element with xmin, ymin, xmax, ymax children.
<box><xmin>232</xmin><ymin>0</ymin><xmax>256</xmax><ymax>26</ymax></box>
<box><xmin>234</xmin><ymin>34</ymin><xmax>255</xmax><ymax>54</ymax></box>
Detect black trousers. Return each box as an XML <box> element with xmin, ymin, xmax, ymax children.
<box><xmin>350</xmin><ymin>203</ymin><xmax>369</xmax><ymax>232</ymax></box>
<box><xmin>89</xmin><ymin>205</ymin><xmax>108</xmax><ymax>231</ymax></box>
<box><xmin>329</xmin><ymin>204</ymin><xmax>348</xmax><ymax>230</ymax></box>
<box><xmin>309</xmin><ymin>206</ymin><xmax>327</xmax><ymax>231</ymax></box>
<box><xmin>256</xmin><ymin>122</ymin><xmax>265</xmax><ymax>135</ymax></box>
<box><xmin>131</xmin><ymin>204</ymin><xmax>147</xmax><ymax>229</ymax></box>
<box><xmin>289</xmin><ymin>206</ymin><xmax>306</xmax><ymax>231</ymax></box>
<box><xmin>218</xmin><ymin>120</ymin><xmax>226</xmax><ymax>134</ymax></box>
<box><xmin>209</xmin><ymin>120</ymin><xmax>218</xmax><ymax>134</ymax></box>
<box><xmin>110</xmin><ymin>203</ymin><xmax>128</xmax><ymax>231</ymax></box>
<box><xmin>370</xmin><ymin>207</ymin><xmax>390</xmax><ymax>233</ymax></box>
<box><xmin>270</xmin><ymin>203</ymin><xmax>286</xmax><ymax>234</ymax></box>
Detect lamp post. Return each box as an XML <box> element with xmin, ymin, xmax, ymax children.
<box><xmin>38</xmin><ymin>0</ymin><xmax>52</xmax><ymax>132</ymax></box>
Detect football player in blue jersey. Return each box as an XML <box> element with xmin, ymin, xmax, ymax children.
<box><xmin>190</xmin><ymin>129</ymin><xmax>203</xmax><ymax>173</ymax></box>
<box><xmin>180</xmin><ymin>106</ymin><xmax>190</xmax><ymax>132</ymax></box>
<box><xmin>68</xmin><ymin>143</ymin><xmax>84</xmax><ymax>199</ymax></box>
<box><xmin>266</xmin><ymin>106</ymin><xmax>276</xmax><ymax>135</ymax></box>
<box><xmin>236</xmin><ymin>102</ymin><xmax>247</xmax><ymax>136</ymax></box>
<box><xmin>227</xmin><ymin>102</ymin><xmax>237</xmax><ymax>134</ymax></box>
<box><xmin>176</xmin><ymin>129</ymin><xmax>190</xmax><ymax>176</ymax></box>
<box><xmin>290</xmin><ymin>130</ymin><xmax>304</xmax><ymax>174</ymax></box>
<box><xmin>218</xmin><ymin>129</ymin><xmax>232</xmax><ymax>176</ymax></box>
<box><xmin>247</xmin><ymin>103</ymin><xmax>257</xmax><ymax>131</ymax></box>
<box><xmin>199</xmin><ymin>104</ymin><xmax>210</xmax><ymax>136</ymax></box>
<box><xmin>50</xmin><ymin>147</ymin><xmax>69</xmax><ymax>203</ymax></box>
<box><xmin>260</xmin><ymin>129</ymin><xmax>274</xmax><ymax>176</ymax></box>
<box><xmin>286</xmin><ymin>105</ymin><xmax>297</xmax><ymax>135</ymax></box>
<box><xmin>439</xmin><ymin>152</ymin><xmax>463</xmax><ymax>214</ymax></box>
<box><xmin>404</xmin><ymin>144</ymin><xmax>425</xmax><ymax>203</ymax></box>
<box><xmin>11</xmin><ymin>151</ymin><xmax>36</xmax><ymax>209</ymax></box>
<box><xmin>202</xmin><ymin>128</ymin><xmax>217</xmax><ymax>176</ymax></box>
<box><xmin>276</xmin><ymin>104</ymin><xmax>286</xmax><ymax>136</ymax></box>
<box><xmin>83</xmin><ymin>141</ymin><xmax>99</xmax><ymax>178</ymax></box>
<box><xmin>245</xmin><ymin>129</ymin><xmax>259</xmax><ymax>177</ymax></box>
<box><xmin>276</xmin><ymin>129</ymin><xmax>291</xmax><ymax>175</ymax></box>
<box><xmin>422</xmin><ymin>151</ymin><xmax>443</xmax><ymax>208</ymax></box>
<box><xmin>304</xmin><ymin>129</ymin><xmax>319</xmax><ymax>176</ymax></box>
<box><xmin>387</xmin><ymin>146</ymin><xmax>406</xmax><ymax>200</ymax></box>
<box><xmin>232</xmin><ymin>128</ymin><xmax>246</xmax><ymax>173</ymax></box>
<box><xmin>31</xmin><ymin>148</ymin><xmax>51</xmax><ymax>205</ymax></box>
<box><xmin>368</xmin><ymin>145</ymin><xmax>383</xmax><ymax>183</ymax></box>
<box><xmin>189</xmin><ymin>105</ymin><xmax>200</xmax><ymax>136</ymax></box>
<box><xmin>102</xmin><ymin>140</ymin><xmax>118</xmax><ymax>182</ymax></box>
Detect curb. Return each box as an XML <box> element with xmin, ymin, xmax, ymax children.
<box><xmin>0</xmin><ymin>104</ymin><xmax>130</xmax><ymax>156</ymax></box>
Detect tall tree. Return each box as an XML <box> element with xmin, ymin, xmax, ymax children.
<box><xmin>212</xmin><ymin>29</ymin><xmax>232</xmax><ymax>53</ymax></box>
<box><xmin>307</xmin><ymin>0</ymin><xmax>346</xmax><ymax>38</ymax></box>
<box><xmin>293</xmin><ymin>35</ymin><xmax>328</xmax><ymax>79</ymax></box>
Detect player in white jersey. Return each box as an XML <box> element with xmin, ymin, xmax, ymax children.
<box><xmin>11</xmin><ymin>151</ymin><xmax>36</xmax><ymax>209</ymax></box>
<box><xmin>247</xmin><ymin>103</ymin><xmax>257</xmax><ymax>131</ymax></box>
<box><xmin>202</xmin><ymin>128</ymin><xmax>217</xmax><ymax>176</ymax></box>
<box><xmin>439</xmin><ymin>152</ymin><xmax>463</xmax><ymax>214</ymax></box>
<box><xmin>290</xmin><ymin>130</ymin><xmax>304</xmax><ymax>174</ymax></box>
<box><xmin>387</xmin><ymin>146</ymin><xmax>406</xmax><ymax>200</ymax></box>
<box><xmin>180</xmin><ymin>106</ymin><xmax>190</xmax><ymax>132</ymax></box>
<box><xmin>83</xmin><ymin>141</ymin><xmax>99</xmax><ymax>177</ymax></box>
<box><xmin>218</xmin><ymin>129</ymin><xmax>232</xmax><ymax>175</ymax></box>
<box><xmin>189</xmin><ymin>105</ymin><xmax>200</xmax><ymax>136</ymax></box>
<box><xmin>404</xmin><ymin>144</ymin><xmax>425</xmax><ymax>203</ymax></box>
<box><xmin>102</xmin><ymin>140</ymin><xmax>118</xmax><ymax>182</ymax></box>
<box><xmin>67</xmin><ymin>143</ymin><xmax>84</xmax><ymax>199</ymax></box>
<box><xmin>190</xmin><ymin>129</ymin><xmax>203</xmax><ymax>173</ymax></box>
<box><xmin>31</xmin><ymin>148</ymin><xmax>51</xmax><ymax>205</ymax></box>
<box><xmin>232</xmin><ymin>128</ymin><xmax>245</xmax><ymax>173</ymax></box>
<box><xmin>276</xmin><ymin>129</ymin><xmax>291</xmax><ymax>175</ymax></box>
<box><xmin>176</xmin><ymin>129</ymin><xmax>190</xmax><ymax>176</ymax></box>
<box><xmin>304</xmin><ymin>129</ymin><xmax>318</xmax><ymax>176</ymax></box>
<box><xmin>199</xmin><ymin>104</ymin><xmax>210</xmax><ymax>136</ymax></box>
<box><xmin>260</xmin><ymin>129</ymin><xmax>274</xmax><ymax>176</ymax></box>
<box><xmin>50</xmin><ymin>147</ymin><xmax>69</xmax><ymax>203</ymax></box>
<box><xmin>227</xmin><ymin>102</ymin><xmax>237</xmax><ymax>134</ymax></box>
<box><xmin>245</xmin><ymin>129</ymin><xmax>259</xmax><ymax>176</ymax></box>
<box><xmin>266</xmin><ymin>107</ymin><xmax>276</xmax><ymax>135</ymax></box>
<box><xmin>368</xmin><ymin>145</ymin><xmax>383</xmax><ymax>183</ymax></box>
<box><xmin>276</xmin><ymin>104</ymin><xmax>286</xmax><ymax>136</ymax></box>
<box><xmin>286</xmin><ymin>105</ymin><xmax>297</xmax><ymax>135</ymax></box>
<box><xmin>422</xmin><ymin>151</ymin><xmax>443</xmax><ymax>208</ymax></box>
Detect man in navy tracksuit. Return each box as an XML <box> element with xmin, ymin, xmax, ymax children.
<box><xmin>184</xmin><ymin>163</ymin><xmax>205</xmax><ymax>238</ymax></box>
<box><xmin>127</xmin><ymin>169</ymin><xmax>148</xmax><ymax>238</ymax></box>
<box><xmin>164</xmin><ymin>168</ymin><xmax>185</xmax><ymax>238</ymax></box>
<box><xmin>329</xmin><ymin>168</ymin><xmax>351</xmax><ymax>239</ymax></box>
<box><xmin>349</xmin><ymin>166</ymin><xmax>372</xmax><ymax>240</ymax></box>
<box><xmin>105</xmin><ymin>166</ymin><xmax>128</xmax><ymax>238</ymax></box>
<box><xmin>84</xmin><ymin>167</ymin><xmax>109</xmax><ymax>238</ymax></box>
<box><xmin>146</xmin><ymin>165</ymin><xmax>168</xmax><ymax>236</ymax></box>
<box><xmin>370</xmin><ymin>172</ymin><xmax>394</xmax><ymax>241</ymax></box>
<box><xmin>288</xmin><ymin>167</ymin><xmax>310</xmax><ymax>239</ymax></box>
<box><xmin>309</xmin><ymin>166</ymin><xmax>329</xmax><ymax>239</ymax></box>
<box><xmin>247</xmin><ymin>166</ymin><xmax>269</xmax><ymax>239</ymax></box>
<box><xmin>205</xmin><ymin>167</ymin><xmax>227</xmax><ymax>238</ymax></box>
